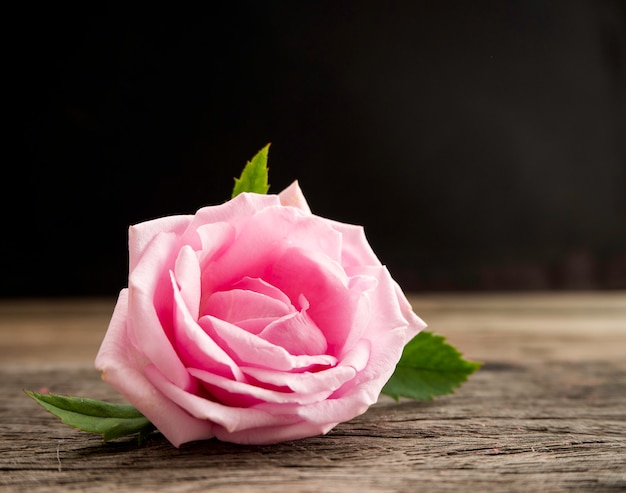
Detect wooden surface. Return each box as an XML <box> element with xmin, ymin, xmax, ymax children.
<box><xmin>1</xmin><ymin>292</ymin><xmax>625</xmax><ymax>492</ymax></box>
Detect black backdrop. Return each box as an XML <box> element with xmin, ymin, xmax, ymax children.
<box><xmin>6</xmin><ymin>1</ymin><xmax>626</xmax><ymax>297</ymax></box>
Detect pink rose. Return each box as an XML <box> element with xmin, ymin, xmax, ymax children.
<box><xmin>95</xmin><ymin>182</ymin><xmax>426</xmax><ymax>445</ymax></box>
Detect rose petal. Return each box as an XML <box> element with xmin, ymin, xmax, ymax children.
<box><xmin>240</xmin><ymin>364</ymin><xmax>355</xmax><ymax>395</ymax></box>
<box><xmin>201</xmin><ymin>206</ymin><xmax>343</xmax><ymax>295</ymax></box>
<box><xmin>144</xmin><ymin>363</ymin><xmax>302</xmax><ymax>433</ymax></box>
<box><xmin>199</xmin><ymin>315</ymin><xmax>337</xmax><ymax>371</ymax></box>
<box><xmin>336</xmin><ymin>275</ymin><xmax>377</xmax><ymax>355</ymax></box>
<box><xmin>128</xmin><ymin>215</ymin><xmax>193</xmax><ymax>273</ymax></box>
<box><xmin>345</xmin><ymin>265</ymin><xmax>426</xmax><ymax>343</ymax></box>
<box><xmin>189</xmin><ymin>192</ymin><xmax>282</xmax><ymax>240</ymax></box>
<box><xmin>233</xmin><ymin>317</ymin><xmax>276</xmax><ymax>335</ymax></box>
<box><xmin>258</xmin><ymin>307</ymin><xmax>327</xmax><ymax>356</ymax></box>
<box><xmin>254</xmin><ymin>336</ymin><xmax>390</xmax><ymax>426</ymax></box>
<box><xmin>257</xmin><ymin>392</ymin><xmax>371</xmax><ymax>428</ymax></box>
<box><xmin>339</xmin><ymin>326</ymin><xmax>406</xmax><ymax>398</ymax></box>
<box><xmin>278</xmin><ymin>180</ymin><xmax>312</xmax><ymax>214</ymax></box>
<box><xmin>188</xmin><ymin>368</ymin><xmax>335</xmax><ymax>406</ymax></box>
<box><xmin>394</xmin><ymin>281</ymin><xmax>428</xmax><ymax>342</ymax></box>
<box><xmin>265</xmin><ymin>246</ymin><xmax>359</xmax><ymax>355</ymax></box>
<box><xmin>231</xmin><ymin>277</ymin><xmax>293</xmax><ymax>307</ymax></box>
<box><xmin>129</xmin><ymin>232</ymin><xmax>194</xmax><ymax>391</ymax></box>
<box><xmin>95</xmin><ymin>289</ymin><xmax>214</xmax><ymax>447</ymax></box>
<box><xmin>195</xmin><ymin>222</ymin><xmax>236</xmax><ymax>268</ymax></box>
<box><xmin>338</xmin><ymin>338</ymin><xmax>371</xmax><ymax>373</ymax></box>
<box><xmin>204</xmin><ymin>289</ymin><xmax>293</xmax><ymax>324</ymax></box>
<box><xmin>170</xmin><ymin>272</ymin><xmax>244</xmax><ymax>381</ymax></box>
<box><xmin>213</xmin><ymin>420</ymin><xmax>337</xmax><ymax>445</ymax></box>
<box><xmin>328</xmin><ymin>220</ymin><xmax>382</xmax><ymax>268</ymax></box>
<box><xmin>173</xmin><ymin>245</ymin><xmax>201</xmax><ymax>318</ymax></box>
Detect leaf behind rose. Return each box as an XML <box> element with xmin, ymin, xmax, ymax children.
<box><xmin>232</xmin><ymin>143</ymin><xmax>271</xmax><ymax>198</ymax></box>
<box><xmin>381</xmin><ymin>331</ymin><xmax>481</xmax><ymax>401</ymax></box>
<box><xmin>25</xmin><ymin>390</ymin><xmax>155</xmax><ymax>443</ymax></box>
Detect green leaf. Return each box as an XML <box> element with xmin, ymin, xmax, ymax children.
<box><xmin>381</xmin><ymin>331</ymin><xmax>481</xmax><ymax>401</ymax></box>
<box><xmin>231</xmin><ymin>143</ymin><xmax>271</xmax><ymax>198</ymax></box>
<box><xmin>25</xmin><ymin>390</ymin><xmax>155</xmax><ymax>443</ymax></box>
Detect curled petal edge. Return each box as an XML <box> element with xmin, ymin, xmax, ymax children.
<box><xmin>94</xmin><ymin>289</ymin><xmax>214</xmax><ymax>447</ymax></box>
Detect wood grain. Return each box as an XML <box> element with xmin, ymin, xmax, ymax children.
<box><xmin>1</xmin><ymin>293</ymin><xmax>625</xmax><ymax>492</ymax></box>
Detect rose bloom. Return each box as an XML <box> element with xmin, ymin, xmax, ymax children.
<box><xmin>95</xmin><ymin>182</ymin><xmax>426</xmax><ymax>445</ymax></box>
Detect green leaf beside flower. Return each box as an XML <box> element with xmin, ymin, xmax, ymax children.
<box><xmin>231</xmin><ymin>143</ymin><xmax>271</xmax><ymax>198</ymax></box>
<box><xmin>381</xmin><ymin>331</ymin><xmax>481</xmax><ymax>401</ymax></box>
<box><xmin>25</xmin><ymin>391</ymin><xmax>155</xmax><ymax>443</ymax></box>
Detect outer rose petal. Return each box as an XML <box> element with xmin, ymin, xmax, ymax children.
<box><xmin>327</xmin><ymin>220</ymin><xmax>382</xmax><ymax>268</ymax></box>
<box><xmin>144</xmin><ymin>364</ymin><xmax>303</xmax><ymax>434</ymax></box>
<box><xmin>213</xmin><ymin>420</ymin><xmax>337</xmax><ymax>445</ymax></box>
<box><xmin>128</xmin><ymin>231</ymin><xmax>194</xmax><ymax>391</ymax></box>
<box><xmin>278</xmin><ymin>180</ymin><xmax>312</xmax><ymax>214</ymax></box>
<box><xmin>95</xmin><ymin>289</ymin><xmax>213</xmax><ymax>447</ymax></box>
<box><xmin>128</xmin><ymin>215</ymin><xmax>193</xmax><ymax>273</ymax></box>
<box><xmin>188</xmin><ymin>193</ymin><xmax>282</xmax><ymax>240</ymax></box>
<box><xmin>173</xmin><ymin>245</ymin><xmax>202</xmax><ymax>317</ymax></box>
<box><xmin>394</xmin><ymin>282</ymin><xmax>427</xmax><ymax>342</ymax></box>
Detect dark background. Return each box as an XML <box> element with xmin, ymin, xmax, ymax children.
<box><xmin>5</xmin><ymin>1</ymin><xmax>626</xmax><ymax>297</ymax></box>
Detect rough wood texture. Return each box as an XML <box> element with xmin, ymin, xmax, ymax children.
<box><xmin>1</xmin><ymin>293</ymin><xmax>625</xmax><ymax>492</ymax></box>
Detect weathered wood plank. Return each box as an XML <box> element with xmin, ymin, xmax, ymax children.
<box><xmin>2</xmin><ymin>361</ymin><xmax>624</xmax><ymax>492</ymax></box>
<box><xmin>1</xmin><ymin>293</ymin><xmax>625</xmax><ymax>492</ymax></box>
<box><xmin>410</xmin><ymin>291</ymin><xmax>626</xmax><ymax>363</ymax></box>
